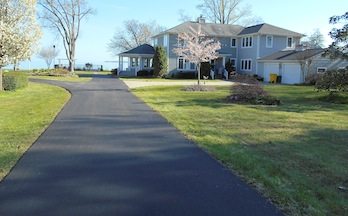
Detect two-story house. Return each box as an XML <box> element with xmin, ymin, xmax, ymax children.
<box><xmin>118</xmin><ymin>19</ymin><xmax>347</xmax><ymax>84</ymax></box>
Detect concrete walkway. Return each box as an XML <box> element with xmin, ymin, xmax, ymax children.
<box><xmin>0</xmin><ymin>75</ymin><xmax>283</xmax><ymax>216</ymax></box>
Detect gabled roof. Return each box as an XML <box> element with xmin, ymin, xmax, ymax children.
<box><xmin>238</xmin><ymin>23</ymin><xmax>304</xmax><ymax>37</ymax></box>
<box><xmin>120</xmin><ymin>44</ymin><xmax>155</xmax><ymax>55</ymax></box>
<box><xmin>259</xmin><ymin>48</ymin><xmax>324</xmax><ymax>61</ymax></box>
<box><xmin>153</xmin><ymin>21</ymin><xmax>244</xmax><ymax>37</ymax></box>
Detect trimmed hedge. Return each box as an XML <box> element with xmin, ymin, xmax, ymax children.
<box><xmin>2</xmin><ymin>72</ymin><xmax>28</xmax><ymax>91</ymax></box>
<box><xmin>137</xmin><ymin>70</ymin><xmax>154</xmax><ymax>77</ymax></box>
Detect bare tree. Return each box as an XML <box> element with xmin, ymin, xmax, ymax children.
<box><xmin>178</xmin><ymin>9</ymin><xmax>193</xmax><ymax>22</ymax></box>
<box><xmin>38</xmin><ymin>46</ymin><xmax>59</xmax><ymax>69</ymax></box>
<box><xmin>173</xmin><ymin>25</ymin><xmax>221</xmax><ymax>86</ymax></box>
<box><xmin>108</xmin><ymin>20</ymin><xmax>165</xmax><ymax>55</ymax></box>
<box><xmin>301</xmin><ymin>29</ymin><xmax>324</xmax><ymax>48</ymax></box>
<box><xmin>38</xmin><ymin>0</ymin><xmax>93</xmax><ymax>74</ymax></box>
<box><xmin>197</xmin><ymin>0</ymin><xmax>256</xmax><ymax>25</ymax></box>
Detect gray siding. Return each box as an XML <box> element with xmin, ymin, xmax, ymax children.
<box><xmin>237</xmin><ymin>36</ymin><xmax>257</xmax><ymax>75</ymax></box>
<box><xmin>259</xmin><ymin>35</ymin><xmax>288</xmax><ymax>57</ymax></box>
<box><xmin>309</xmin><ymin>57</ymin><xmax>348</xmax><ymax>75</ymax></box>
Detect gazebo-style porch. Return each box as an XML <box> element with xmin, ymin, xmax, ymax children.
<box><xmin>118</xmin><ymin>44</ymin><xmax>155</xmax><ymax>77</ymax></box>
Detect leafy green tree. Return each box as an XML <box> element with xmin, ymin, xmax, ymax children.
<box><xmin>153</xmin><ymin>46</ymin><xmax>168</xmax><ymax>77</ymax></box>
<box><xmin>324</xmin><ymin>12</ymin><xmax>348</xmax><ymax>59</ymax></box>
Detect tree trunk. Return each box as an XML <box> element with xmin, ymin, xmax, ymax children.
<box><xmin>0</xmin><ymin>67</ymin><xmax>3</xmax><ymax>91</ymax></box>
<box><xmin>197</xmin><ymin>63</ymin><xmax>201</xmax><ymax>86</ymax></box>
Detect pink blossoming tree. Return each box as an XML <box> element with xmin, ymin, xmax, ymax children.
<box><xmin>173</xmin><ymin>25</ymin><xmax>221</xmax><ymax>85</ymax></box>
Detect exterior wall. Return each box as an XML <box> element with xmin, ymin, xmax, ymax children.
<box><xmin>309</xmin><ymin>57</ymin><xmax>348</xmax><ymax>75</ymax></box>
<box><xmin>166</xmin><ymin>34</ymin><xmax>237</xmax><ymax>75</ymax></box>
<box><xmin>237</xmin><ymin>35</ymin><xmax>258</xmax><ymax>75</ymax></box>
<box><xmin>259</xmin><ymin>35</ymin><xmax>288</xmax><ymax>57</ymax></box>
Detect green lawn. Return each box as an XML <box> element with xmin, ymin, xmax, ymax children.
<box><xmin>0</xmin><ymin>82</ymin><xmax>70</xmax><ymax>181</ymax></box>
<box><xmin>132</xmin><ymin>85</ymin><xmax>348</xmax><ymax>216</ymax></box>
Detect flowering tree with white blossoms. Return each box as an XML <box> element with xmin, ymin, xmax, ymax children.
<box><xmin>0</xmin><ymin>0</ymin><xmax>41</xmax><ymax>90</ymax></box>
<box><xmin>173</xmin><ymin>25</ymin><xmax>221</xmax><ymax>85</ymax></box>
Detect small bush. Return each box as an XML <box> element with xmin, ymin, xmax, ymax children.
<box><xmin>30</xmin><ymin>69</ymin><xmax>70</xmax><ymax>77</ymax></box>
<box><xmin>182</xmin><ymin>85</ymin><xmax>216</xmax><ymax>92</ymax></box>
<box><xmin>137</xmin><ymin>70</ymin><xmax>154</xmax><ymax>77</ymax></box>
<box><xmin>225</xmin><ymin>59</ymin><xmax>235</xmax><ymax>73</ymax></box>
<box><xmin>200</xmin><ymin>62</ymin><xmax>211</xmax><ymax>78</ymax></box>
<box><xmin>175</xmin><ymin>71</ymin><xmax>196</xmax><ymax>79</ymax></box>
<box><xmin>111</xmin><ymin>68</ymin><xmax>118</xmax><ymax>76</ymax></box>
<box><xmin>305</xmin><ymin>73</ymin><xmax>322</xmax><ymax>85</ymax></box>
<box><xmin>3</xmin><ymin>72</ymin><xmax>28</xmax><ymax>91</ymax></box>
<box><xmin>231</xmin><ymin>74</ymin><xmax>259</xmax><ymax>84</ymax></box>
<box><xmin>228</xmin><ymin>84</ymin><xmax>280</xmax><ymax>105</ymax></box>
<box><xmin>315</xmin><ymin>69</ymin><xmax>348</xmax><ymax>95</ymax></box>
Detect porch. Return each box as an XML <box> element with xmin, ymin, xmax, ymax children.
<box><xmin>118</xmin><ymin>44</ymin><xmax>155</xmax><ymax>77</ymax></box>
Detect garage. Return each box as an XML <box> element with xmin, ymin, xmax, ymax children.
<box><xmin>282</xmin><ymin>63</ymin><xmax>302</xmax><ymax>84</ymax></box>
<box><xmin>263</xmin><ymin>63</ymin><xmax>279</xmax><ymax>82</ymax></box>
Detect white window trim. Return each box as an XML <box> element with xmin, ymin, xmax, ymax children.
<box><xmin>287</xmin><ymin>37</ymin><xmax>294</xmax><ymax>48</ymax></box>
<box><xmin>231</xmin><ymin>38</ymin><xmax>237</xmax><ymax>48</ymax></box>
<box><xmin>177</xmin><ymin>57</ymin><xmax>196</xmax><ymax>71</ymax></box>
<box><xmin>241</xmin><ymin>59</ymin><xmax>252</xmax><ymax>71</ymax></box>
<box><xmin>266</xmin><ymin>35</ymin><xmax>273</xmax><ymax>48</ymax></box>
<box><xmin>241</xmin><ymin>36</ymin><xmax>253</xmax><ymax>48</ymax></box>
<box><xmin>317</xmin><ymin>67</ymin><xmax>327</xmax><ymax>73</ymax></box>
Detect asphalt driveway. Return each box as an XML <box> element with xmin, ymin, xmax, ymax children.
<box><xmin>0</xmin><ymin>75</ymin><xmax>283</xmax><ymax>216</ymax></box>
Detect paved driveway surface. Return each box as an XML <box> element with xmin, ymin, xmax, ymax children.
<box><xmin>0</xmin><ymin>75</ymin><xmax>283</xmax><ymax>216</ymax></box>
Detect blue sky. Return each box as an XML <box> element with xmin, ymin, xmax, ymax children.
<box><xmin>13</xmin><ymin>0</ymin><xmax>348</xmax><ymax>70</ymax></box>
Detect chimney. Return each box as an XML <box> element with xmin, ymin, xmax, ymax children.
<box><xmin>197</xmin><ymin>15</ymin><xmax>206</xmax><ymax>24</ymax></box>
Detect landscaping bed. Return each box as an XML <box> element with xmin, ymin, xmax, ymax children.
<box><xmin>132</xmin><ymin>85</ymin><xmax>348</xmax><ymax>216</ymax></box>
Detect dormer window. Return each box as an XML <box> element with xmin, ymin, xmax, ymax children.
<box><xmin>266</xmin><ymin>35</ymin><xmax>273</xmax><ymax>48</ymax></box>
<box><xmin>287</xmin><ymin>37</ymin><xmax>294</xmax><ymax>48</ymax></box>
<box><xmin>242</xmin><ymin>36</ymin><xmax>252</xmax><ymax>48</ymax></box>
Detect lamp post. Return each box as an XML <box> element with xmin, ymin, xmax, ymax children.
<box><xmin>53</xmin><ymin>45</ymin><xmax>56</xmax><ymax>69</ymax></box>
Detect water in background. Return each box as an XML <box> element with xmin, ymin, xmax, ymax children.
<box><xmin>3</xmin><ymin>58</ymin><xmax>129</xmax><ymax>71</ymax></box>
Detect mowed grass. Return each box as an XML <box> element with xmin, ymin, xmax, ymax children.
<box><xmin>0</xmin><ymin>82</ymin><xmax>70</xmax><ymax>181</ymax></box>
<box><xmin>132</xmin><ymin>85</ymin><xmax>348</xmax><ymax>216</ymax></box>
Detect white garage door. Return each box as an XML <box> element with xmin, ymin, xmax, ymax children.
<box><xmin>282</xmin><ymin>64</ymin><xmax>302</xmax><ymax>84</ymax></box>
<box><xmin>264</xmin><ymin>63</ymin><xmax>279</xmax><ymax>82</ymax></box>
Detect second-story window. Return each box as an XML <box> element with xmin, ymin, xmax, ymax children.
<box><xmin>287</xmin><ymin>37</ymin><xmax>294</xmax><ymax>48</ymax></box>
<box><xmin>266</xmin><ymin>35</ymin><xmax>273</xmax><ymax>48</ymax></box>
<box><xmin>231</xmin><ymin>38</ymin><xmax>236</xmax><ymax>47</ymax></box>
<box><xmin>242</xmin><ymin>36</ymin><xmax>253</xmax><ymax>48</ymax></box>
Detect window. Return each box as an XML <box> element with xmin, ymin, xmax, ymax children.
<box><xmin>178</xmin><ymin>58</ymin><xmax>184</xmax><ymax>70</ymax></box>
<box><xmin>287</xmin><ymin>37</ymin><xmax>293</xmax><ymax>48</ymax></box>
<box><xmin>131</xmin><ymin>58</ymin><xmax>139</xmax><ymax>67</ymax></box>
<box><xmin>317</xmin><ymin>67</ymin><xmax>327</xmax><ymax>73</ymax></box>
<box><xmin>144</xmin><ymin>58</ymin><xmax>153</xmax><ymax>68</ymax></box>
<box><xmin>178</xmin><ymin>57</ymin><xmax>196</xmax><ymax>70</ymax></box>
<box><xmin>178</xmin><ymin>38</ymin><xmax>185</xmax><ymax>47</ymax></box>
<box><xmin>266</xmin><ymin>35</ymin><xmax>273</xmax><ymax>48</ymax></box>
<box><xmin>164</xmin><ymin>35</ymin><xmax>169</xmax><ymax>47</ymax></box>
<box><xmin>231</xmin><ymin>38</ymin><xmax>236</xmax><ymax>47</ymax></box>
<box><xmin>242</xmin><ymin>36</ymin><xmax>253</xmax><ymax>48</ymax></box>
<box><xmin>241</xmin><ymin>59</ymin><xmax>252</xmax><ymax>71</ymax></box>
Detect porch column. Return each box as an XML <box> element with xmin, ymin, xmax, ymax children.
<box><xmin>222</xmin><ymin>57</ymin><xmax>226</xmax><ymax>68</ymax></box>
<box><xmin>119</xmin><ymin>55</ymin><xmax>123</xmax><ymax>72</ymax></box>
